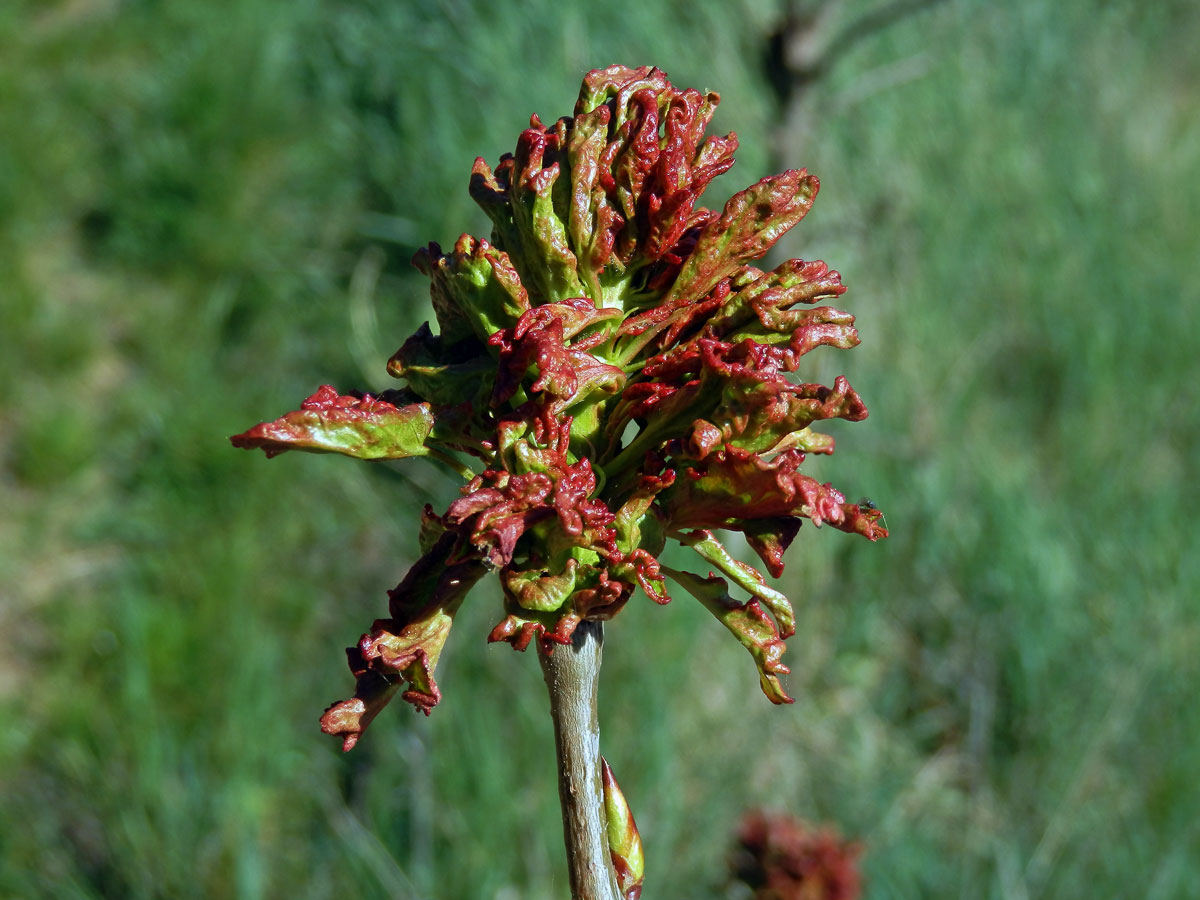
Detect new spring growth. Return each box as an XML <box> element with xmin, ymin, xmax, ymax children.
<box><xmin>232</xmin><ymin>65</ymin><xmax>887</xmax><ymax>751</ymax></box>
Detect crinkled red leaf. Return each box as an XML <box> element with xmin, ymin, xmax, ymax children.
<box><xmin>739</xmin><ymin>517</ymin><xmax>803</xmax><ymax>580</ymax></box>
<box><xmin>445</xmin><ymin>455</ymin><xmax>615</xmax><ymax>568</ymax></box>
<box><xmin>682</xmin><ymin>363</ymin><xmax>868</xmax><ymax>460</ymax></box>
<box><xmin>565</xmin><ymin>103</ymin><xmax>620</xmax><ymax>300</ymax></box>
<box><xmin>488</xmin><ymin>603</ymin><xmax>582</xmax><ymax>652</ymax></box>
<box><xmin>619</xmin><ymin>170</ymin><xmax>819</xmax><ymax>348</ymax></box>
<box><xmin>318</xmin><ymin>659</ymin><xmax>399</xmax><ymax>753</ymax></box>
<box><xmin>573</xmin><ymin>65</ymin><xmax>736</xmax><ymax>271</ymax></box>
<box><xmin>607</xmin><ymin>344</ymin><xmax>866</xmax><ymax>480</ymax></box>
<box><xmin>488</xmin><ymin>303</ymin><xmax>624</xmax><ymax>411</ymax></box>
<box><xmin>319</xmin><ymin>533</ymin><xmax>487</xmax><ymax>750</ymax></box>
<box><xmin>664</xmin><ymin>446</ymin><xmax>888</xmax><ymax>540</ymax></box>
<box><xmin>676</xmin><ymin>343</ymin><xmax>864</xmax><ymax>460</ymax></box>
<box><xmin>445</xmin><ymin>469</ymin><xmax>553</xmax><ymax>567</ymax></box>
<box><xmin>702</xmin><ymin>259</ymin><xmax>846</xmax><ymax>342</ymax></box>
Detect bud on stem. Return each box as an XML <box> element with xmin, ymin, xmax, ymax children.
<box><xmin>602</xmin><ymin>757</ymin><xmax>645</xmax><ymax>900</ymax></box>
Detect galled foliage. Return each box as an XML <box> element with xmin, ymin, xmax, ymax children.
<box><xmin>731</xmin><ymin>811</ymin><xmax>862</xmax><ymax>900</ymax></box>
<box><xmin>231</xmin><ymin>65</ymin><xmax>886</xmax><ymax>750</ymax></box>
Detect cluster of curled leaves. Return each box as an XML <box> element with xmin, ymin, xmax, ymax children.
<box><xmin>731</xmin><ymin>811</ymin><xmax>862</xmax><ymax>900</ymax></box>
<box><xmin>233</xmin><ymin>65</ymin><xmax>886</xmax><ymax>751</ymax></box>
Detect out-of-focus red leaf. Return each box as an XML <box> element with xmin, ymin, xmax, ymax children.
<box><xmin>732</xmin><ymin>812</ymin><xmax>862</xmax><ymax>900</ymax></box>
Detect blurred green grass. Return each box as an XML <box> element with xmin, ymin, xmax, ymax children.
<box><xmin>2</xmin><ymin>1</ymin><xmax>1197</xmax><ymax>898</ymax></box>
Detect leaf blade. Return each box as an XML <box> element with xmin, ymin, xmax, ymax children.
<box><xmin>231</xmin><ymin>385</ymin><xmax>435</xmax><ymax>460</ymax></box>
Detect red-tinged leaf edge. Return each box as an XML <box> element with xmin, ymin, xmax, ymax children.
<box><xmin>231</xmin><ymin>385</ymin><xmax>434</xmax><ymax>460</ymax></box>
<box><xmin>663</xmin><ymin>566</ymin><xmax>794</xmax><ymax>705</ymax></box>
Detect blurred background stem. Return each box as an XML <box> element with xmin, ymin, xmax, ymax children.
<box><xmin>539</xmin><ymin>621</ymin><xmax>621</xmax><ymax>900</ymax></box>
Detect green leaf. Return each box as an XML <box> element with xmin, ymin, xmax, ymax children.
<box><xmin>387</xmin><ymin>322</ymin><xmax>495</xmax><ymax>408</ymax></box>
<box><xmin>663</xmin><ymin>566</ymin><xmax>794</xmax><ymax>705</ymax></box>
<box><xmin>613</xmin><ymin>477</ymin><xmax>670</xmax><ymax>558</ymax></box>
<box><xmin>501</xmin><ymin>559</ymin><xmax>579</xmax><ymax>612</ymax></box>
<box><xmin>413</xmin><ymin>234</ymin><xmax>530</xmax><ymax>343</ymax></box>
<box><xmin>230</xmin><ymin>385</ymin><xmax>434</xmax><ymax>460</ymax></box>
<box><xmin>515</xmin><ymin>160</ymin><xmax>586</xmax><ymax>303</ymax></box>
<box><xmin>677</xmin><ymin>529</ymin><xmax>794</xmax><ymax>638</ymax></box>
<box><xmin>480</xmin><ymin>125</ymin><xmax>587</xmax><ymax>305</ymax></box>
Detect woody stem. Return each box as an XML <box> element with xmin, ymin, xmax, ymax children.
<box><xmin>539</xmin><ymin>620</ymin><xmax>622</xmax><ymax>900</ymax></box>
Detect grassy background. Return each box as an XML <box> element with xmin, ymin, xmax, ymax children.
<box><xmin>2</xmin><ymin>0</ymin><xmax>1197</xmax><ymax>897</ymax></box>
